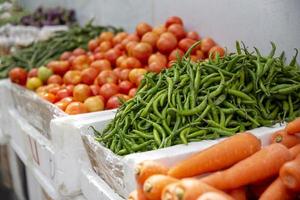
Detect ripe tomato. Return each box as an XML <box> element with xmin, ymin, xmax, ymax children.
<box><xmin>99</xmin><ymin>83</ymin><xmax>119</xmax><ymax>100</ymax></box>
<box><xmin>60</xmin><ymin>96</ymin><xmax>73</xmax><ymax>104</ymax></box>
<box><xmin>116</xmin><ymin>55</ymin><xmax>128</xmax><ymax>68</ymax></box>
<box><xmin>195</xmin><ymin>50</ymin><xmax>205</xmax><ymax>60</ymax></box>
<box><xmin>73</xmin><ymin>84</ymin><xmax>92</xmax><ymax>102</ymax></box>
<box><xmin>105</xmin><ymin>48</ymin><xmax>122</xmax><ymax>65</ymax></box>
<box><xmin>98</xmin><ymin>41</ymin><xmax>113</xmax><ymax>52</ymax></box>
<box><xmin>165</xmin><ymin>16</ymin><xmax>183</xmax><ymax>27</ymax></box>
<box><xmin>47</xmin><ymin>60</ymin><xmax>70</xmax><ymax>76</ymax></box>
<box><xmin>73</xmin><ymin>48</ymin><xmax>86</xmax><ymax>56</ymax></box>
<box><xmin>178</xmin><ymin>38</ymin><xmax>197</xmax><ymax>52</ymax></box>
<box><xmin>136</xmin><ymin>22</ymin><xmax>152</xmax><ymax>37</ymax></box>
<box><xmin>97</xmin><ymin>70</ymin><xmax>118</xmax><ymax>85</ymax></box>
<box><xmin>94</xmin><ymin>52</ymin><xmax>105</xmax><ymax>60</ymax></box>
<box><xmin>88</xmin><ymin>39</ymin><xmax>99</xmax><ymax>51</ymax></box>
<box><xmin>56</xmin><ymin>89</ymin><xmax>71</xmax><ymax>101</ymax></box>
<box><xmin>149</xmin><ymin>62</ymin><xmax>166</xmax><ymax>73</ymax></box>
<box><xmin>112</xmin><ymin>68</ymin><xmax>122</xmax><ymax>79</ymax></box>
<box><xmin>126</xmin><ymin>41</ymin><xmax>138</xmax><ymax>56</ymax></box>
<box><xmin>119</xmin><ymin>80</ymin><xmax>134</xmax><ymax>94</ymax></box>
<box><xmin>156</xmin><ymin>32</ymin><xmax>177</xmax><ymax>53</ymax></box>
<box><xmin>153</xmin><ymin>25</ymin><xmax>167</xmax><ymax>35</ymax></box>
<box><xmin>40</xmin><ymin>92</ymin><xmax>57</xmax><ymax>103</ymax></box>
<box><xmin>141</xmin><ymin>32</ymin><xmax>159</xmax><ymax>48</ymax></box>
<box><xmin>132</xmin><ymin>42</ymin><xmax>153</xmax><ymax>62</ymax></box>
<box><xmin>65</xmin><ymin>84</ymin><xmax>74</xmax><ymax>93</ymax></box>
<box><xmin>186</xmin><ymin>31</ymin><xmax>200</xmax><ymax>41</ymax></box>
<box><xmin>128</xmin><ymin>88</ymin><xmax>137</xmax><ymax>97</ymax></box>
<box><xmin>60</xmin><ymin>51</ymin><xmax>72</xmax><ymax>61</ymax></box>
<box><xmin>121</xmin><ymin>33</ymin><xmax>140</xmax><ymax>47</ymax></box>
<box><xmin>148</xmin><ymin>53</ymin><xmax>167</xmax><ymax>65</ymax></box>
<box><xmin>106</xmin><ymin>94</ymin><xmax>129</xmax><ymax>109</ymax></box>
<box><xmin>168</xmin><ymin>48</ymin><xmax>184</xmax><ymax>61</ymax></box>
<box><xmin>91</xmin><ymin>59</ymin><xmax>111</xmax><ymax>72</ymax></box>
<box><xmin>119</xmin><ymin>69</ymin><xmax>130</xmax><ymax>81</ymax></box>
<box><xmin>201</xmin><ymin>37</ymin><xmax>216</xmax><ymax>53</ymax></box>
<box><xmin>47</xmin><ymin>75</ymin><xmax>63</xmax><ymax>85</ymax></box>
<box><xmin>167</xmin><ymin>24</ymin><xmax>186</xmax><ymax>40</ymax></box>
<box><xmin>125</xmin><ymin>57</ymin><xmax>142</xmax><ymax>68</ymax></box>
<box><xmin>55</xmin><ymin>101</ymin><xmax>70</xmax><ymax>111</ymax></box>
<box><xmin>81</xmin><ymin>67</ymin><xmax>99</xmax><ymax>85</ymax></box>
<box><xmin>84</xmin><ymin>96</ymin><xmax>105</xmax><ymax>112</ymax></box>
<box><xmin>65</xmin><ymin>102</ymin><xmax>88</xmax><ymax>115</ymax></box>
<box><xmin>9</xmin><ymin>67</ymin><xmax>27</xmax><ymax>85</ymax></box>
<box><xmin>112</xmin><ymin>32</ymin><xmax>128</xmax><ymax>45</ymax></box>
<box><xmin>99</xmin><ymin>32</ymin><xmax>114</xmax><ymax>42</ymax></box>
<box><xmin>63</xmin><ymin>70</ymin><xmax>82</xmax><ymax>85</ymax></box>
<box><xmin>28</xmin><ymin>68</ymin><xmax>38</xmax><ymax>78</ymax></box>
<box><xmin>90</xmin><ymin>85</ymin><xmax>100</xmax><ymax>96</ymax></box>
<box><xmin>208</xmin><ymin>46</ymin><xmax>225</xmax><ymax>58</ymax></box>
<box><xmin>114</xmin><ymin>43</ymin><xmax>124</xmax><ymax>51</ymax></box>
<box><xmin>46</xmin><ymin>83</ymin><xmax>60</xmax><ymax>94</ymax></box>
<box><xmin>129</xmin><ymin>68</ymin><xmax>147</xmax><ymax>85</ymax></box>
<box><xmin>72</xmin><ymin>55</ymin><xmax>91</xmax><ymax>71</ymax></box>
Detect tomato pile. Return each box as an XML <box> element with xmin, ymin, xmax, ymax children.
<box><xmin>9</xmin><ymin>16</ymin><xmax>224</xmax><ymax>115</ymax></box>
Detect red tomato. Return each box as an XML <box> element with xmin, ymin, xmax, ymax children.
<box><xmin>116</xmin><ymin>55</ymin><xmax>128</xmax><ymax>68</ymax></box>
<box><xmin>128</xmin><ymin>88</ymin><xmax>137</xmax><ymax>97</ymax></box>
<box><xmin>125</xmin><ymin>57</ymin><xmax>142</xmax><ymax>68</ymax></box>
<box><xmin>156</xmin><ymin>32</ymin><xmax>178</xmax><ymax>53</ymax></box>
<box><xmin>105</xmin><ymin>48</ymin><xmax>122</xmax><ymax>65</ymax></box>
<box><xmin>141</xmin><ymin>32</ymin><xmax>159</xmax><ymax>48</ymax></box>
<box><xmin>99</xmin><ymin>83</ymin><xmax>119</xmax><ymax>100</ymax></box>
<box><xmin>97</xmin><ymin>70</ymin><xmax>118</xmax><ymax>85</ymax></box>
<box><xmin>88</xmin><ymin>39</ymin><xmax>99</xmax><ymax>51</ymax></box>
<box><xmin>94</xmin><ymin>52</ymin><xmax>105</xmax><ymax>60</ymax></box>
<box><xmin>106</xmin><ymin>95</ymin><xmax>121</xmax><ymax>109</ymax></box>
<box><xmin>56</xmin><ymin>89</ymin><xmax>71</xmax><ymax>101</ymax></box>
<box><xmin>99</xmin><ymin>32</ymin><xmax>114</xmax><ymax>42</ymax></box>
<box><xmin>9</xmin><ymin>67</ymin><xmax>27</xmax><ymax>85</ymax></box>
<box><xmin>72</xmin><ymin>48</ymin><xmax>86</xmax><ymax>56</ymax></box>
<box><xmin>167</xmin><ymin>24</ymin><xmax>186</xmax><ymax>40</ymax></box>
<box><xmin>129</xmin><ymin>68</ymin><xmax>147</xmax><ymax>85</ymax></box>
<box><xmin>119</xmin><ymin>69</ymin><xmax>130</xmax><ymax>81</ymax></box>
<box><xmin>55</xmin><ymin>101</ymin><xmax>70</xmax><ymax>111</ymax></box>
<box><xmin>73</xmin><ymin>84</ymin><xmax>92</xmax><ymax>102</ymax></box>
<box><xmin>60</xmin><ymin>96</ymin><xmax>73</xmax><ymax>104</ymax></box>
<box><xmin>186</xmin><ymin>31</ymin><xmax>200</xmax><ymax>41</ymax></box>
<box><xmin>132</xmin><ymin>42</ymin><xmax>153</xmax><ymax>62</ymax></box>
<box><xmin>126</xmin><ymin>41</ymin><xmax>139</xmax><ymax>56</ymax></box>
<box><xmin>71</xmin><ymin>55</ymin><xmax>90</xmax><ymax>71</ymax></box>
<box><xmin>46</xmin><ymin>84</ymin><xmax>60</xmax><ymax>95</ymax></box>
<box><xmin>81</xmin><ymin>67</ymin><xmax>99</xmax><ymax>85</ymax></box>
<box><xmin>40</xmin><ymin>92</ymin><xmax>57</xmax><ymax>103</ymax></box>
<box><xmin>60</xmin><ymin>51</ymin><xmax>72</xmax><ymax>61</ymax></box>
<box><xmin>209</xmin><ymin>46</ymin><xmax>225</xmax><ymax>58</ymax></box>
<box><xmin>149</xmin><ymin>62</ymin><xmax>166</xmax><ymax>73</ymax></box>
<box><xmin>47</xmin><ymin>60</ymin><xmax>70</xmax><ymax>76</ymax></box>
<box><xmin>165</xmin><ymin>16</ymin><xmax>183</xmax><ymax>27</ymax></box>
<box><xmin>63</xmin><ymin>70</ymin><xmax>82</xmax><ymax>85</ymax></box>
<box><xmin>90</xmin><ymin>84</ymin><xmax>100</xmax><ymax>96</ymax></box>
<box><xmin>153</xmin><ymin>25</ymin><xmax>167</xmax><ymax>35</ymax></box>
<box><xmin>90</xmin><ymin>59</ymin><xmax>112</xmax><ymax>72</ymax></box>
<box><xmin>47</xmin><ymin>75</ymin><xmax>63</xmax><ymax>85</ymax></box>
<box><xmin>113</xmin><ymin>68</ymin><xmax>122</xmax><ymax>79</ymax></box>
<box><xmin>65</xmin><ymin>84</ymin><xmax>74</xmax><ymax>93</ymax></box>
<box><xmin>168</xmin><ymin>48</ymin><xmax>184</xmax><ymax>61</ymax></box>
<box><xmin>121</xmin><ymin>34</ymin><xmax>140</xmax><ymax>47</ymax></box>
<box><xmin>148</xmin><ymin>53</ymin><xmax>167</xmax><ymax>65</ymax></box>
<box><xmin>84</xmin><ymin>96</ymin><xmax>105</xmax><ymax>112</ymax></box>
<box><xmin>136</xmin><ymin>22</ymin><xmax>152</xmax><ymax>37</ymax></box>
<box><xmin>113</xmin><ymin>32</ymin><xmax>128</xmax><ymax>45</ymax></box>
<box><xmin>98</xmin><ymin>41</ymin><xmax>113</xmax><ymax>52</ymax></box>
<box><xmin>168</xmin><ymin>60</ymin><xmax>176</xmax><ymax>68</ymax></box>
<box><xmin>201</xmin><ymin>37</ymin><xmax>216</xmax><ymax>53</ymax></box>
<box><xmin>65</xmin><ymin>102</ymin><xmax>88</xmax><ymax>115</ymax></box>
<box><xmin>119</xmin><ymin>80</ymin><xmax>134</xmax><ymax>94</ymax></box>
<box><xmin>27</xmin><ymin>68</ymin><xmax>38</xmax><ymax>78</ymax></box>
<box><xmin>178</xmin><ymin>38</ymin><xmax>197</xmax><ymax>52</ymax></box>
<box><xmin>195</xmin><ymin>50</ymin><xmax>205</xmax><ymax>60</ymax></box>
<box><xmin>114</xmin><ymin>43</ymin><xmax>124</xmax><ymax>51</ymax></box>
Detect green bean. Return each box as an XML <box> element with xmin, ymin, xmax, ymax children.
<box><xmin>153</xmin><ymin>129</ymin><xmax>161</xmax><ymax>146</ymax></box>
<box><xmin>175</xmin><ymin>96</ymin><xmax>207</xmax><ymax>116</ymax></box>
<box><xmin>227</xmin><ymin>89</ymin><xmax>253</xmax><ymax>101</ymax></box>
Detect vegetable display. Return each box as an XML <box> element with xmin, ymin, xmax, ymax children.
<box><xmin>1</xmin><ymin>22</ymin><xmax>121</xmax><ymax>78</ymax></box>
<box><xmin>95</xmin><ymin>42</ymin><xmax>300</xmax><ymax>155</ymax></box>
<box><xmin>128</xmin><ymin>117</ymin><xmax>300</xmax><ymax>200</ymax></box>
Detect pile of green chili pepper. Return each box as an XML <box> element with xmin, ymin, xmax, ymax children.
<box><xmin>0</xmin><ymin>21</ymin><xmax>122</xmax><ymax>78</ymax></box>
<box><xmin>93</xmin><ymin>41</ymin><xmax>300</xmax><ymax>156</ymax></box>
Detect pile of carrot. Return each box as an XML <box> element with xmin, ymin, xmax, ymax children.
<box><xmin>128</xmin><ymin>118</ymin><xmax>300</xmax><ymax>200</ymax></box>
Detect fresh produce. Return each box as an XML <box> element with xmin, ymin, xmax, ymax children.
<box><xmin>227</xmin><ymin>187</ymin><xmax>247</xmax><ymax>200</ymax></box>
<box><xmin>289</xmin><ymin>144</ymin><xmax>300</xmax><ymax>158</ymax></box>
<box><xmin>259</xmin><ymin>178</ymin><xmax>295</xmax><ymax>200</ymax></box>
<box><xmin>168</xmin><ymin>132</ymin><xmax>261</xmax><ymax>178</ymax></box>
<box><xmin>1</xmin><ymin>22</ymin><xmax>121</xmax><ymax>78</ymax></box>
<box><xmin>197</xmin><ymin>192</ymin><xmax>234</xmax><ymax>200</ymax></box>
<box><xmin>128</xmin><ymin>189</ymin><xmax>147</xmax><ymax>200</ymax></box>
<box><xmin>96</xmin><ymin>41</ymin><xmax>300</xmax><ymax>155</ymax></box>
<box><xmin>279</xmin><ymin>154</ymin><xmax>300</xmax><ymax>191</ymax></box>
<box><xmin>270</xmin><ymin>129</ymin><xmax>300</xmax><ymax>147</ymax></box>
<box><xmin>286</xmin><ymin>117</ymin><xmax>300</xmax><ymax>135</ymax></box>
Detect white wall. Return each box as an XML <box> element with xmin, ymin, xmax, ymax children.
<box><xmin>19</xmin><ymin>0</ymin><xmax>300</xmax><ymax>61</ymax></box>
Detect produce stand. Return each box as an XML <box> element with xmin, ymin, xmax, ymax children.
<box><xmin>0</xmin><ymin>1</ymin><xmax>299</xmax><ymax>200</ymax></box>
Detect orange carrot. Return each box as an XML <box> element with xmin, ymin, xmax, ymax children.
<box><xmin>197</xmin><ymin>192</ymin><xmax>234</xmax><ymax>200</ymax></box>
<box><xmin>259</xmin><ymin>178</ymin><xmax>296</xmax><ymax>200</ymax></box>
<box><xmin>161</xmin><ymin>178</ymin><xmax>233</xmax><ymax>200</ymax></box>
<box><xmin>286</xmin><ymin>117</ymin><xmax>300</xmax><ymax>135</ymax></box>
<box><xmin>201</xmin><ymin>143</ymin><xmax>292</xmax><ymax>190</ymax></box>
<box><xmin>135</xmin><ymin>160</ymin><xmax>168</xmax><ymax>186</ymax></box>
<box><xmin>143</xmin><ymin>175</ymin><xmax>178</xmax><ymax>200</ymax></box>
<box><xmin>227</xmin><ymin>187</ymin><xmax>247</xmax><ymax>200</ymax></box>
<box><xmin>248</xmin><ymin>176</ymin><xmax>275</xmax><ymax>198</ymax></box>
<box><xmin>289</xmin><ymin>143</ymin><xmax>300</xmax><ymax>159</ymax></box>
<box><xmin>168</xmin><ymin>132</ymin><xmax>261</xmax><ymax>178</ymax></box>
<box><xmin>128</xmin><ymin>189</ymin><xmax>147</xmax><ymax>200</ymax></box>
<box><xmin>270</xmin><ymin>130</ymin><xmax>300</xmax><ymax>148</ymax></box>
<box><xmin>280</xmin><ymin>154</ymin><xmax>300</xmax><ymax>191</ymax></box>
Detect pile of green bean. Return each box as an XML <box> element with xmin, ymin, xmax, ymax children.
<box><xmin>0</xmin><ymin>21</ymin><xmax>122</xmax><ymax>78</ymax></box>
<box><xmin>93</xmin><ymin>41</ymin><xmax>300</xmax><ymax>155</ymax></box>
